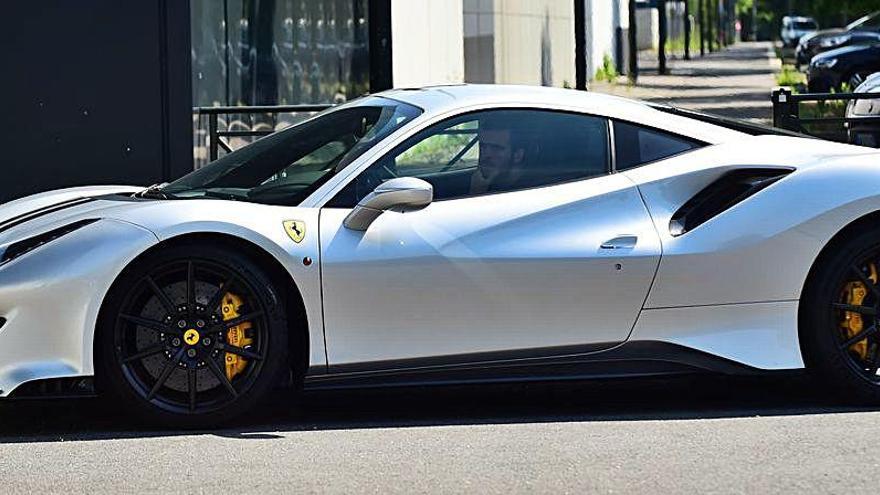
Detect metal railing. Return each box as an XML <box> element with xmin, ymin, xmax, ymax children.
<box><xmin>771</xmin><ymin>88</ymin><xmax>880</xmax><ymax>145</ymax></box>
<box><xmin>192</xmin><ymin>104</ymin><xmax>333</xmax><ymax>167</ymax></box>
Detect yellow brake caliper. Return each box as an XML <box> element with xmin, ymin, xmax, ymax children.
<box><xmin>221</xmin><ymin>292</ymin><xmax>253</xmax><ymax>382</ymax></box>
<box><xmin>840</xmin><ymin>263</ymin><xmax>878</xmax><ymax>361</ymax></box>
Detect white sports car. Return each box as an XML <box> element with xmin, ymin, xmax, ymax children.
<box><xmin>2</xmin><ymin>85</ymin><xmax>880</xmax><ymax>425</ymax></box>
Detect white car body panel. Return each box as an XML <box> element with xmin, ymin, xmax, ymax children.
<box><xmin>625</xmin><ymin>137</ymin><xmax>880</xmax><ymax>308</ymax></box>
<box><xmin>1</xmin><ymin>84</ymin><xmax>879</xmax><ymax>397</ymax></box>
<box><xmin>629</xmin><ymin>301</ymin><xmax>802</xmax><ymax>369</ymax></box>
<box><xmin>320</xmin><ymin>173</ymin><xmax>661</xmax><ymax>366</ymax></box>
<box><xmin>0</xmin><ymin>219</ymin><xmax>157</xmax><ymax>395</ymax></box>
<box><xmin>0</xmin><ymin>185</ymin><xmax>142</xmax><ymax>224</ymax></box>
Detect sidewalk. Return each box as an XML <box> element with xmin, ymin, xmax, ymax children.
<box><xmin>592</xmin><ymin>42</ymin><xmax>781</xmax><ymax>124</ymax></box>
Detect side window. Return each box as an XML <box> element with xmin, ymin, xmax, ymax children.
<box><xmin>327</xmin><ymin>109</ymin><xmax>610</xmax><ymax>207</ymax></box>
<box><xmin>613</xmin><ymin>121</ymin><xmax>703</xmax><ymax>171</ymax></box>
<box><xmin>392</xmin><ymin>120</ymin><xmax>481</xmax><ymax>179</ymax></box>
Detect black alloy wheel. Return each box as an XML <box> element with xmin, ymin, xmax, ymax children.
<box><xmin>98</xmin><ymin>244</ymin><xmax>289</xmax><ymax>426</ymax></box>
<box><xmin>802</xmin><ymin>229</ymin><xmax>880</xmax><ymax>403</ymax></box>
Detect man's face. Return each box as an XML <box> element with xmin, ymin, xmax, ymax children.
<box><xmin>478</xmin><ymin>128</ymin><xmax>523</xmax><ymax>179</ymax></box>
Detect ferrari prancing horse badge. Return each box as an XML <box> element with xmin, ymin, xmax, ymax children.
<box><xmin>283</xmin><ymin>220</ymin><xmax>306</xmax><ymax>243</ymax></box>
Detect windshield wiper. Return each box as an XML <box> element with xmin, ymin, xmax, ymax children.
<box><xmin>173</xmin><ymin>188</ymin><xmax>249</xmax><ymax>202</ymax></box>
<box><xmin>138</xmin><ymin>183</ymin><xmax>176</xmax><ymax>200</ymax></box>
<box><xmin>197</xmin><ymin>190</ymin><xmax>245</xmax><ymax>201</ymax></box>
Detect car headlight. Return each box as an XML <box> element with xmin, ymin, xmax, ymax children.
<box><xmin>812</xmin><ymin>58</ymin><xmax>839</xmax><ymax>69</ymax></box>
<box><xmin>0</xmin><ymin>219</ymin><xmax>99</xmax><ymax>266</ymax></box>
<box><xmin>820</xmin><ymin>35</ymin><xmax>850</xmax><ymax>48</ymax></box>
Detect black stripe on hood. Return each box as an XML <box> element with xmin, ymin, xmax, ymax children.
<box><xmin>0</xmin><ymin>197</ymin><xmax>97</xmax><ymax>234</ymax></box>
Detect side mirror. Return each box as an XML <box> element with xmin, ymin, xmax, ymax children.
<box><xmin>343</xmin><ymin>177</ymin><xmax>433</xmax><ymax>231</ymax></box>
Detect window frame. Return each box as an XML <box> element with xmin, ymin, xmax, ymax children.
<box><xmin>609</xmin><ymin>118</ymin><xmax>708</xmax><ymax>173</ymax></box>
<box><xmin>324</xmin><ymin>107</ymin><xmax>615</xmax><ymax>208</ymax></box>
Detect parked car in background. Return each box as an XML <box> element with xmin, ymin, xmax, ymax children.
<box><xmin>796</xmin><ymin>11</ymin><xmax>880</xmax><ymax>68</ymax></box>
<box><xmin>781</xmin><ymin>16</ymin><xmax>819</xmax><ymax>48</ymax></box>
<box><xmin>807</xmin><ymin>43</ymin><xmax>880</xmax><ymax>92</ymax></box>
<box><xmin>847</xmin><ymin>72</ymin><xmax>880</xmax><ymax>147</ymax></box>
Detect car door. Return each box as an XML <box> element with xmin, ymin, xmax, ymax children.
<box><xmin>318</xmin><ymin>109</ymin><xmax>662</xmax><ymax>369</ymax></box>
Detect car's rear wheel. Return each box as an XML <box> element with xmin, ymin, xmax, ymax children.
<box><xmin>97</xmin><ymin>243</ymin><xmax>289</xmax><ymax>426</ymax></box>
<box><xmin>802</xmin><ymin>229</ymin><xmax>880</xmax><ymax>403</ymax></box>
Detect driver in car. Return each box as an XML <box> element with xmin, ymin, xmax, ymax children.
<box><xmin>470</xmin><ymin>116</ymin><xmax>530</xmax><ymax>194</ymax></box>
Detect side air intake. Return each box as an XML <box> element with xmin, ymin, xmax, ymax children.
<box><xmin>669</xmin><ymin>168</ymin><xmax>794</xmax><ymax>236</ymax></box>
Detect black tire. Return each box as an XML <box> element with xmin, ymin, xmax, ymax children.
<box><xmin>801</xmin><ymin>228</ymin><xmax>880</xmax><ymax>404</ymax></box>
<box><xmin>96</xmin><ymin>243</ymin><xmax>289</xmax><ymax>427</ymax></box>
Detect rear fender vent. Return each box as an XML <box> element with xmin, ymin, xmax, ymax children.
<box><xmin>669</xmin><ymin>168</ymin><xmax>794</xmax><ymax>236</ymax></box>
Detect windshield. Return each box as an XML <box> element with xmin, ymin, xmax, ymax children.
<box><xmin>793</xmin><ymin>21</ymin><xmax>817</xmax><ymax>30</ymax></box>
<box><xmin>848</xmin><ymin>11</ymin><xmax>880</xmax><ymax>31</ymax></box>
<box><xmin>161</xmin><ymin>97</ymin><xmax>422</xmax><ymax>205</ymax></box>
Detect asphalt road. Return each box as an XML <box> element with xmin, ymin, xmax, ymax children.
<box><xmin>0</xmin><ymin>374</ymin><xmax>878</xmax><ymax>494</ymax></box>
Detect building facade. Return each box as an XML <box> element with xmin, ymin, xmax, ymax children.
<box><xmin>188</xmin><ymin>0</ymin><xmax>637</xmax><ymax>166</ymax></box>
<box><xmin>190</xmin><ymin>0</ymin><xmax>634</xmax><ymax>107</ymax></box>
<box><xmin>392</xmin><ymin>0</ymin><xmax>465</xmax><ymax>88</ymax></box>
<box><xmin>190</xmin><ymin>0</ymin><xmax>375</xmax><ymax>107</ymax></box>
<box><xmin>583</xmin><ymin>0</ymin><xmax>630</xmax><ymax>78</ymax></box>
<box><xmin>0</xmin><ymin>0</ymin><xmax>646</xmax><ymax>204</ymax></box>
<box><xmin>464</xmin><ymin>0</ymin><xmax>577</xmax><ymax>87</ymax></box>
<box><xmin>3</xmin><ymin>0</ymin><xmax>193</xmax><ymax>203</ymax></box>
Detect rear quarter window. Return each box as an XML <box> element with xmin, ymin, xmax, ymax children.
<box><xmin>613</xmin><ymin>121</ymin><xmax>704</xmax><ymax>171</ymax></box>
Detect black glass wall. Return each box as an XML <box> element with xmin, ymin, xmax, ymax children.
<box><xmin>2</xmin><ymin>0</ymin><xmax>193</xmax><ymax>202</ymax></box>
<box><xmin>191</xmin><ymin>0</ymin><xmax>370</xmax><ymax>107</ymax></box>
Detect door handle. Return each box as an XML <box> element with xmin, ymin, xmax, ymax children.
<box><xmin>600</xmin><ymin>235</ymin><xmax>638</xmax><ymax>250</ymax></box>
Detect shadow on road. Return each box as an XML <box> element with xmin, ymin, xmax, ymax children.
<box><xmin>670</xmin><ymin>67</ymin><xmax>776</xmax><ymax>78</ymax></box>
<box><xmin>643</xmin><ymin>93</ymin><xmax>772</xmax><ymax>105</ymax></box>
<box><xmin>629</xmin><ymin>83</ymin><xmax>748</xmax><ymax>92</ymax></box>
<box><xmin>596</xmin><ymin>42</ymin><xmax>778</xmax><ymax>123</ymax></box>
<box><xmin>0</xmin><ymin>373</ymin><xmax>875</xmax><ymax>444</ymax></box>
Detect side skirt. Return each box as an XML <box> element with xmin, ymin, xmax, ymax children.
<box><xmin>303</xmin><ymin>341</ymin><xmax>764</xmax><ymax>391</ymax></box>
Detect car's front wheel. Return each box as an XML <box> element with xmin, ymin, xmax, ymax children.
<box><xmin>97</xmin><ymin>243</ymin><xmax>289</xmax><ymax>426</ymax></box>
<box><xmin>802</xmin><ymin>229</ymin><xmax>880</xmax><ymax>403</ymax></box>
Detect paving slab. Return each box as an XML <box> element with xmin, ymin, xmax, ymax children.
<box><xmin>593</xmin><ymin>42</ymin><xmax>781</xmax><ymax>124</ymax></box>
